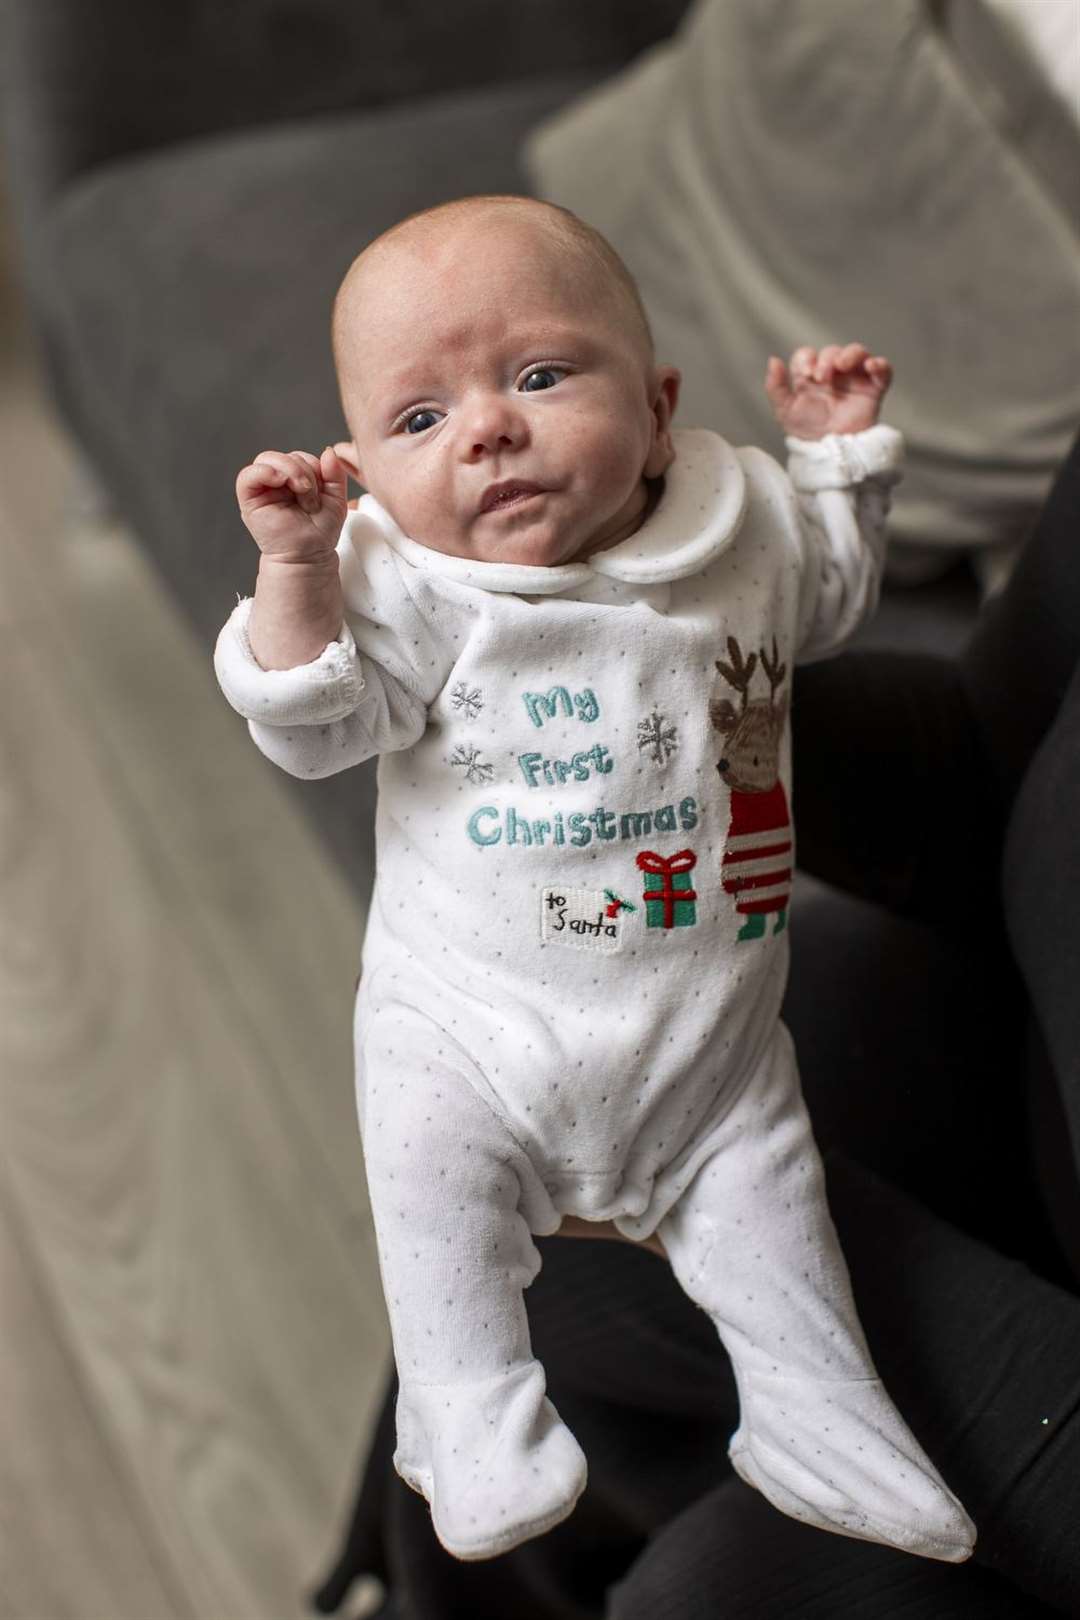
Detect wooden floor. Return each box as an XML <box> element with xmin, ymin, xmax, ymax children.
<box><xmin>0</xmin><ymin>207</ymin><xmax>389</xmax><ymax>1617</ymax></box>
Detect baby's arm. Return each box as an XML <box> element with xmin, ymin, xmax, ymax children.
<box><xmin>764</xmin><ymin>344</ymin><xmax>903</xmax><ymax>662</ymax></box>
<box><xmin>216</xmin><ymin>448</ymin><xmax>443</xmax><ymax>778</ymax></box>
<box><xmin>238</xmin><ymin>446</ymin><xmax>347</xmax><ymax>670</ymax></box>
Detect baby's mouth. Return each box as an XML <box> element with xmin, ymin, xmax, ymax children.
<box><xmin>479</xmin><ymin>480</ymin><xmax>545</xmax><ymax>513</ymax></box>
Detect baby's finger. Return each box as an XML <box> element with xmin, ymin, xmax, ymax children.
<box><xmin>247</xmin><ymin>448</ymin><xmax>314</xmax><ymax>502</ymax></box>
<box><xmin>251</xmin><ymin>448</ymin><xmax>300</xmax><ymax>476</ymax></box>
<box><xmin>238</xmin><ymin>460</ymin><xmax>285</xmax><ymax>496</ymax></box>
<box><xmin>814</xmin><ymin>344</ymin><xmax>843</xmax><ymax>383</ymax></box>
<box><xmin>237</xmin><ymin>457</ymin><xmax>304</xmax><ymax>505</ymax></box>
<box><xmin>790</xmin><ymin>346</ymin><xmax>817</xmax><ymax>383</ymax></box>
<box><xmin>255</xmin><ymin>449</ymin><xmax>318</xmax><ymax>513</ymax></box>
<box><xmin>866</xmin><ymin>355</ymin><xmax>893</xmax><ymax>388</ymax></box>
<box><xmin>332</xmin><ymin>443</ymin><xmax>363</xmax><ymax>484</ymax></box>
<box><xmin>836</xmin><ymin>342</ymin><xmax>870</xmax><ymax>372</ymax></box>
<box><xmin>319</xmin><ymin>444</ymin><xmax>350</xmax><ymax>497</ymax></box>
<box><xmin>282</xmin><ymin>449</ymin><xmax>325</xmax><ymax>514</ymax></box>
<box><xmin>764</xmin><ymin>356</ymin><xmax>793</xmax><ymax>410</ymax></box>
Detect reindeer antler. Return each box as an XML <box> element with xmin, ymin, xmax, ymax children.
<box><xmin>759</xmin><ymin>636</ymin><xmax>787</xmax><ymax>702</ymax></box>
<box><xmin>718</xmin><ymin>631</ymin><xmax>761</xmax><ymax>709</ymax></box>
<box><xmin>715</xmin><ymin>636</ymin><xmax>757</xmax><ymax>710</ymax></box>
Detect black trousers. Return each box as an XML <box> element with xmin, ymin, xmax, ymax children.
<box><xmin>314</xmin><ymin>435</ymin><xmax>1080</xmax><ymax>1619</ymax></box>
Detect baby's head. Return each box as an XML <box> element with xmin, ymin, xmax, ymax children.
<box><xmin>331</xmin><ymin>195</ymin><xmax>680</xmax><ymax>568</ymax></box>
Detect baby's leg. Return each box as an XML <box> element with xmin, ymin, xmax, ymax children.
<box><xmin>657</xmin><ymin>1023</ymin><xmax>976</xmax><ymax>1563</ymax></box>
<box><xmin>359</xmin><ymin>1009</ymin><xmax>585</xmax><ymax>1562</ymax></box>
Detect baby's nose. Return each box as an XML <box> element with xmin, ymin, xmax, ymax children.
<box><xmin>460</xmin><ymin>395</ymin><xmax>527</xmax><ymax>459</ymax></box>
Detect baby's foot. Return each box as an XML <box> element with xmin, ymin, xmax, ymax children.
<box><xmin>728</xmin><ymin>1367</ymin><xmax>975</xmax><ymax>1563</ymax></box>
<box><xmin>394</xmin><ymin>1360</ymin><xmax>587</xmax><ymax>1561</ymax></box>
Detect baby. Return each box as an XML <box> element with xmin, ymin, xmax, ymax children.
<box><xmin>214</xmin><ymin>195</ymin><xmax>976</xmax><ymax>1565</ymax></box>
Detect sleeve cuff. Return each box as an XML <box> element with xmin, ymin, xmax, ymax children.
<box><xmin>213</xmin><ymin>595</ymin><xmax>366</xmax><ymax>725</ymax></box>
<box><xmin>785</xmin><ymin>424</ymin><xmax>904</xmax><ymax>492</ymax></box>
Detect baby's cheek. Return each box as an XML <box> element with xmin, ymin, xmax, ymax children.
<box><xmin>588</xmin><ymin>428</ymin><xmax>650</xmax><ymax>510</ymax></box>
<box><xmin>394</xmin><ymin>465</ymin><xmax>462</xmax><ymax>550</ymax></box>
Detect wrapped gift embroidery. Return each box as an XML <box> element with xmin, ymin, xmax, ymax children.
<box><xmin>636</xmin><ymin>848</ymin><xmax>698</xmax><ymax>929</ymax></box>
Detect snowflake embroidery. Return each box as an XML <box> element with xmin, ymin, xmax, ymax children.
<box><xmin>637</xmin><ymin>710</ymin><xmax>679</xmax><ymax>765</ymax></box>
<box><xmin>450</xmin><ymin>681</ymin><xmax>484</xmax><ymax>721</ymax></box>
<box><xmin>449</xmin><ymin>744</ymin><xmax>495</xmax><ymax>786</ymax></box>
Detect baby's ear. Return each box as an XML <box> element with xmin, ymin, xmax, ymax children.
<box><xmin>332</xmin><ymin>440</ymin><xmax>364</xmax><ymax>485</ymax></box>
<box><xmin>644</xmin><ymin>367</ymin><xmax>681</xmax><ymax>479</ymax></box>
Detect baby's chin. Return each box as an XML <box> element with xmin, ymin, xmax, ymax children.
<box><xmin>475</xmin><ymin>533</ymin><xmax>587</xmax><ymax>568</ymax></box>
<box><xmin>422</xmin><ymin>521</ymin><xmax>595</xmax><ymax>570</ymax></box>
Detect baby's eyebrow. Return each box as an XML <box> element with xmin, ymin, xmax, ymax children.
<box><xmin>373</xmin><ymin>327</ymin><xmax>597</xmax><ymax>413</ymax></box>
<box><xmin>507</xmin><ymin>326</ymin><xmax>594</xmax><ymax>356</ymax></box>
<box><xmin>382</xmin><ymin>374</ymin><xmax>432</xmax><ymax>405</ymax></box>
<box><xmin>392</xmin><ymin>327</ymin><xmax>592</xmax><ymax>388</ymax></box>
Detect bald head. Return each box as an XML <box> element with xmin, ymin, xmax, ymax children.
<box><xmin>331</xmin><ymin>195</ymin><xmax>654</xmax><ymax>401</ymax></box>
<box><xmin>323</xmin><ymin>192</ymin><xmax>681</xmax><ymax>568</ymax></box>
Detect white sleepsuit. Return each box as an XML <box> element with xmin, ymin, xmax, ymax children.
<box><xmin>214</xmin><ymin>426</ymin><xmax>975</xmax><ymax>1564</ymax></box>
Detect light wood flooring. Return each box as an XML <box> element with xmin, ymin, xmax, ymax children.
<box><xmin>0</xmin><ymin>211</ymin><xmax>389</xmax><ymax>1618</ymax></box>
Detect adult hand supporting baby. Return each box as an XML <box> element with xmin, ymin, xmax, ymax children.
<box><xmin>765</xmin><ymin>342</ymin><xmax>892</xmax><ymax>438</ymax></box>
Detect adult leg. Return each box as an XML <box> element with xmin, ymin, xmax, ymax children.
<box><xmin>782</xmin><ymin>877</ymin><xmax>1059</xmax><ymax>1276</ymax></box>
<box><xmin>608</xmin><ymin>1477</ymin><xmax>1053</xmax><ymax>1620</ymax></box>
<box><xmin>825</xmin><ymin>1154</ymin><xmax>1080</xmax><ymax>1614</ymax></box>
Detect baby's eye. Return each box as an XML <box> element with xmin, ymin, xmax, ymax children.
<box><xmin>403</xmin><ymin>408</ymin><xmax>441</xmax><ymax>435</ymax></box>
<box><xmin>520</xmin><ymin>367</ymin><xmax>566</xmax><ymax>393</ymax></box>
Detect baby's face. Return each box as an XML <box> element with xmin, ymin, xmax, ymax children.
<box><xmin>334</xmin><ymin>212</ymin><xmax>679</xmax><ymax>568</ymax></box>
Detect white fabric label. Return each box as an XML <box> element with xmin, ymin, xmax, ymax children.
<box><xmin>540</xmin><ymin>887</ymin><xmax>629</xmax><ymax>953</ymax></box>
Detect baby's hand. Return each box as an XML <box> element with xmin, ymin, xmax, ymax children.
<box><xmin>236</xmin><ymin>446</ymin><xmax>350</xmax><ymax>561</ymax></box>
<box><xmin>765</xmin><ymin>344</ymin><xmax>892</xmax><ymax>440</ymax></box>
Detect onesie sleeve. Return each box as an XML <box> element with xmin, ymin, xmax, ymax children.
<box><xmin>212</xmin><ymin>508</ymin><xmax>453</xmax><ymax>779</ymax></box>
<box><xmin>782</xmin><ymin>424</ymin><xmax>904</xmax><ymax>663</ymax></box>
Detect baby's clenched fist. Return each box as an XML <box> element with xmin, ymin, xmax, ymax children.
<box><xmin>236</xmin><ymin>445</ymin><xmax>350</xmax><ymax>562</ymax></box>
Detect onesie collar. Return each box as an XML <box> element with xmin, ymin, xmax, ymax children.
<box><xmin>353</xmin><ymin>428</ymin><xmax>746</xmax><ymax>595</ymax></box>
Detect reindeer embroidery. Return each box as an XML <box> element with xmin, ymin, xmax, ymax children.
<box><xmin>709</xmin><ymin>635</ymin><xmax>793</xmax><ymax>941</ymax></box>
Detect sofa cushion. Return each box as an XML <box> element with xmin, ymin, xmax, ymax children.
<box><xmin>525</xmin><ymin>0</ymin><xmax>1080</xmax><ymax>560</ymax></box>
<box><xmin>44</xmin><ymin>73</ymin><xmax>595</xmax><ymax>897</ymax></box>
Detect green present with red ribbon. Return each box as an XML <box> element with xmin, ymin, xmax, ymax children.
<box><xmin>636</xmin><ymin>848</ymin><xmax>698</xmax><ymax>929</ymax></box>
